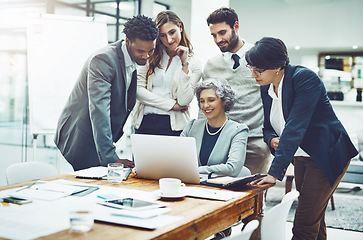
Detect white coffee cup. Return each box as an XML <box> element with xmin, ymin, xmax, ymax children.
<box><xmin>159</xmin><ymin>178</ymin><xmax>186</xmax><ymax>196</ymax></box>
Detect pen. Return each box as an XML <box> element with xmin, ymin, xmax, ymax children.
<box><xmin>15</xmin><ymin>182</ymin><xmax>38</xmax><ymax>192</ymax></box>
<box><xmin>76</xmin><ymin>175</ymin><xmax>107</xmax><ymax>180</ymax></box>
<box><xmin>35</xmin><ymin>188</ymin><xmax>65</xmax><ymax>193</ymax></box>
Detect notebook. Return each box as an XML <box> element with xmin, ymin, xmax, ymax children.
<box><xmin>131</xmin><ymin>134</ymin><xmax>200</xmax><ymax>184</ymax></box>
<box><xmin>200</xmin><ymin>174</ymin><xmax>267</xmax><ymax>190</ymax></box>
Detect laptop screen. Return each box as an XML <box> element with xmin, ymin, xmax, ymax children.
<box><xmin>131</xmin><ymin>134</ymin><xmax>200</xmax><ymax>184</ymax></box>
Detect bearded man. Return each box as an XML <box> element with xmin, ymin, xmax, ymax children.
<box><xmin>204</xmin><ymin>7</ymin><xmax>270</xmax><ymax>176</ymax></box>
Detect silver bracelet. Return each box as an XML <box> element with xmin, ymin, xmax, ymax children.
<box><xmin>181</xmin><ymin>61</ymin><xmax>189</xmax><ymax>66</ymax></box>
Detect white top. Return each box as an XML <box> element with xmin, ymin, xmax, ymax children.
<box><xmin>203</xmin><ymin>41</ymin><xmax>264</xmax><ymax>137</ymax></box>
<box><xmin>144</xmin><ymin>49</ymin><xmax>176</xmax><ymax>116</ymax></box>
<box><xmin>223</xmin><ymin>40</ymin><xmax>249</xmax><ymax>69</ymax></box>
<box><xmin>268</xmin><ymin>75</ymin><xmax>309</xmax><ymax>157</ymax></box>
<box><xmin>132</xmin><ymin>51</ymin><xmax>202</xmax><ymax>131</ymax></box>
<box><xmin>121</xmin><ymin>42</ymin><xmax>137</xmax><ymax>90</ymax></box>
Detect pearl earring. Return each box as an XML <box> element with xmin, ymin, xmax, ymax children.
<box><xmin>276</xmin><ymin>71</ymin><xmax>279</xmax><ymax>75</ymax></box>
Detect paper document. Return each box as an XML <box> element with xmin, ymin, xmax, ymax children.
<box><xmin>52</xmin><ymin>179</ymin><xmax>160</xmax><ymax>202</ymax></box>
<box><xmin>97</xmin><ymin>204</ymin><xmax>170</xmax><ymax>219</ymax></box>
<box><xmin>73</xmin><ymin>166</ymin><xmax>131</xmax><ymax>180</ymax></box>
<box><xmin>185</xmin><ymin>187</ymin><xmax>246</xmax><ymax>201</ymax></box>
<box><xmin>73</xmin><ymin>166</ymin><xmax>107</xmax><ymax>178</ymax></box>
<box><xmin>94</xmin><ymin>204</ymin><xmax>181</xmax><ymax>229</ymax></box>
<box><xmin>0</xmin><ymin>201</ymin><xmax>69</xmax><ymax>239</ymax></box>
<box><xmin>11</xmin><ymin>181</ymin><xmax>88</xmax><ymax>201</ymax></box>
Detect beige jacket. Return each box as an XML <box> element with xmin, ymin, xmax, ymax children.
<box><xmin>133</xmin><ymin>55</ymin><xmax>202</xmax><ymax>131</ymax></box>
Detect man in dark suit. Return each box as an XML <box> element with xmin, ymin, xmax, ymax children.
<box><xmin>54</xmin><ymin>15</ymin><xmax>158</xmax><ymax>171</ymax></box>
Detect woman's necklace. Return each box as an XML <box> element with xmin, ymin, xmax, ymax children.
<box><xmin>205</xmin><ymin>118</ymin><xmax>228</xmax><ymax>136</ymax></box>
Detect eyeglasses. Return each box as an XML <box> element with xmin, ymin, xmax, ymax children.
<box><xmin>246</xmin><ymin>65</ymin><xmax>267</xmax><ymax>76</ymax></box>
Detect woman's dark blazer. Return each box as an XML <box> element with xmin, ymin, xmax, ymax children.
<box><xmin>261</xmin><ymin>64</ymin><xmax>358</xmax><ymax>186</ymax></box>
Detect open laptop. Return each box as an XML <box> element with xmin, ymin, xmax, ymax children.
<box><xmin>131</xmin><ymin>134</ymin><xmax>200</xmax><ymax>184</ymax></box>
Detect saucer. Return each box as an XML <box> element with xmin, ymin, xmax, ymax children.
<box><xmin>157</xmin><ymin>190</ymin><xmax>186</xmax><ymax>200</ymax></box>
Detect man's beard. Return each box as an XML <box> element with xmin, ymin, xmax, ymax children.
<box><xmin>218</xmin><ymin>30</ymin><xmax>239</xmax><ymax>53</ymax></box>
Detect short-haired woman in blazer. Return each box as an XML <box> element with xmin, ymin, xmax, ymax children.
<box><xmin>248</xmin><ymin>37</ymin><xmax>358</xmax><ymax>240</ymax></box>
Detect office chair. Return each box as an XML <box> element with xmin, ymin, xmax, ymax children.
<box><xmin>223</xmin><ymin>219</ymin><xmax>259</xmax><ymax>240</ymax></box>
<box><xmin>6</xmin><ymin>161</ymin><xmax>58</xmax><ymax>185</ymax></box>
<box><xmin>238</xmin><ymin>166</ymin><xmax>252</xmax><ymax>177</ymax></box>
<box><xmin>260</xmin><ymin>190</ymin><xmax>300</xmax><ymax>240</ymax></box>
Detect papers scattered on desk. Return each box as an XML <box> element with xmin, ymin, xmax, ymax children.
<box><xmin>11</xmin><ymin>181</ymin><xmax>88</xmax><ymax>201</ymax></box>
<box><xmin>185</xmin><ymin>187</ymin><xmax>246</xmax><ymax>201</ymax></box>
<box><xmin>96</xmin><ymin>204</ymin><xmax>170</xmax><ymax>219</ymax></box>
<box><xmin>0</xmin><ymin>201</ymin><xmax>69</xmax><ymax>240</ymax></box>
<box><xmin>94</xmin><ymin>203</ymin><xmax>180</xmax><ymax>229</ymax></box>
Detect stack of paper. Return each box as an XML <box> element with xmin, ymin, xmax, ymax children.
<box><xmin>0</xmin><ymin>201</ymin><xmax>69</xmax><ymax>239</ymax></box>
<box><xmin>94</xmin><ymin>203</ymin><xmax>181</xmax><ymax>229</ymax></box>
<box><xmin>72</xmin><ymin>166</ymin><xmax>131</xmax><ymax>180</ymax></box>
<box><xmin>184</xmin><ymin>187</ymin><xmax>246</xmax><ymax>201</ymax></box>
<box><xmin>72</xmin><ymin>166</ymin><xmax>108</xmax><ymax>179</ymax></box>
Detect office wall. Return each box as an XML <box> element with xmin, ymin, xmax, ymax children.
<box><xmin>190</xmin><ymin>0</ymin><xmax>229</xmax><ymax>67</ymax></box>
<box><xmin>230</xmin><ymin>0</ymin><xmax>363</xmax><ymax>67</ymax></box>
<box><xmin>231</xmin><ymin>0</ymin><xmax>363</xmax><ymax>50</ymax></box>
<box><xmin>158</xmin><ymin>0</ymin><xmax>363</xmax><ymax>68</ymax></box>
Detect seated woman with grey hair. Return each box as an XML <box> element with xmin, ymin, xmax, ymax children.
<box><xmin>181</xmin><ymin>78</ymin><xmax>250</xmax><ymax>177</ymax></box>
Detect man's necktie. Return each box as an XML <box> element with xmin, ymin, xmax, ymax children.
<box><xmin>232</xmin><ymin>54</ymin><xmax>240</xmax><ymax>69</ymax></box>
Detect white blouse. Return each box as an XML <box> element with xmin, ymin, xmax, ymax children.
<box><xmin>143</xmin><ymin>49</ymin><xmax>179</xmax><ymax>116</ymax></box>
<box><xmin>268</xmin><ymin>75</ymin><xmax>309</xmax><ymax>157</ymax></box>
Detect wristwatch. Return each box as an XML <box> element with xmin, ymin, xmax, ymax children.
<box><xmin>182</xmin><ymin>61</ymin><xmax>189</xmax><ymax>66</ymax></box>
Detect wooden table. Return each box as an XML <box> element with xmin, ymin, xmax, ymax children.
<box><xmin>0</xmin><ymin>174</ymin><xmax>273</xmax><ymax>240</ymax></box>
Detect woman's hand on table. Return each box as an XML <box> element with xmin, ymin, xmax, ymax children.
<box><xmin>250</xmin><ymin>174</ymin><xmax>277</xmax><ymax>185</ymax></box>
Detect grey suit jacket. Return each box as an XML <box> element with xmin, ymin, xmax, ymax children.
<box><xmin>181</xmin><ymin>119</ymin><xmax>249</xmax><ymax>177</ymax></box>
<box><xmin>54</xmin><ymin>40</ymin><xmax>136</xmax><ymax>171</ymax></box>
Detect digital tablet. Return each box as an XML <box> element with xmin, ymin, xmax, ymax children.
<box><xmin>98</xmin><ymin>198</ymin><xmax>168</xmax><ymax>211</ymax></box>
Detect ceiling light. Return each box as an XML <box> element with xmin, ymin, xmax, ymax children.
<box><xmin>294</xmin><ymin>46</ymin><xmax>300</xmax><ymax>50</ymax></box>
<box><xmin>352</xmin><ymin>45</ymin><xmax>358</xmax><ymax>49</ymax></box>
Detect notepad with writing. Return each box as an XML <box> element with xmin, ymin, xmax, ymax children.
<box><xmin>201</xmin><ymin>174</ymin><xmax>267</xmax><ymax>190</ymax></box>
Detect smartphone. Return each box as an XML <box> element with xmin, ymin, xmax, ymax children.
<box><xmin>3</xmin><ymin>196</ymin><xmax>32</xmax><ymax>204</ymax></box>
<box><xmin>98</xmin><ymin>198</ymin><xmax>167</xmax><ymax>211</ymax></box>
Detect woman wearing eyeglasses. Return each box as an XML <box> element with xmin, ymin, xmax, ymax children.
<box><xmin>248</xmin><ymin>37</ymin><xmax>357</xmax><ymax>240</ymax></box>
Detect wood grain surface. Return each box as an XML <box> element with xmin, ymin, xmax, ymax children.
<box><xmin>1</xmin><ymin>173</ymin><xmax>273</xmax><ymax>240</ymax></box>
